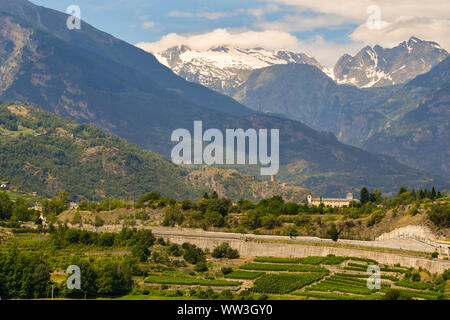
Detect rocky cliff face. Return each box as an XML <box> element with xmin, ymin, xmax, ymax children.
<box><xmin>334</xmin><ymin>37</ymin><xmax>448</xmax><ymax>88</ymax></box>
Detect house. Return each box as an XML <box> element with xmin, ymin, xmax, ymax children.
<box><xmin>69</xmin><ymin>202</ymin><xmax>79</xmax><ymax>210</ymax></box>
<box><xmin>0</xmin><ymin>181</ymin><xmax>10</xmax><ymax>189</ymax></box>
<box><xmin>307</xmin><ymin>193</ymin><xmax>358</xmax><ymax>208</ymax></box>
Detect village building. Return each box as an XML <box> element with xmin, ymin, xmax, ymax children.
<box><xmin>0</xmin><ymin>181</ymin><xmax>10</xmax><ymax>189</ymax></box>
<box><xmin>307</xmin><ymin>193</ymin><xmax>357</xmax><ymax>207</ymax></box>
<box><xmin>69</xmin><ymin>202</ymin><xmax>79</xmax><ymax>210</ymax></box>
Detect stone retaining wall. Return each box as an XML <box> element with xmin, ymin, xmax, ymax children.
<box><xmin>161</xmin><ymin>234</ymin><xmax>450</xmax><ymax>274</ymax></box>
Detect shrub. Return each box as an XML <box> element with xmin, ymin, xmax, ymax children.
<box><xmin>212</xmin><ymin>243</ymin><xmax>239</xmax><ymax>259</ymax></box>
<box><xmin>194</xmin><ymin>261</ymin><xmax>208</xmax><ymax>272</ymax></box>
<box><xmin>168</xmin><ymin>243</ymin><xmax>183</xmax><ymax>257</ymax></box>
<box><xmin>221</xmin><ymin>267</ymin><xmax>233</xmax><ymax>275</ymax></box>
<box><xmin>94</xmin><ymin>216</ymin><xmax>104</xmax><ymax>227</ymax></box>
<box><xmin>182</xmin><ymin>243</ymin><xmax>206</xmax><ymax>264</ymax></box>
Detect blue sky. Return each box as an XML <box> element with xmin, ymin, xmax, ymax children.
<box><xmin>31</xmin><ymin>0</ymin><xmax>450</xmax><ymax>66</ymax></box>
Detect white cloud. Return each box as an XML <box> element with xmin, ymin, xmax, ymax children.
<box><xmin>166</xmin><ymin>11</ymin><xmax>193</xmax><ymax>18</ymax></box>
<box><xmin>263</xmin><ymin>0</ymin><xmax>450</xmax><ymax>50</ymax></box>
<box><xmin>136</xmin><ymin>28</ymin><xmax>361</xmax><ymax>67</ymax></box>
<box><xmin>137</xmin><ymin>1</ymin><xmax>450</xmax><ymax>67</ymax></box>
<box><xmin>136</xmin><ymin>29</ymin><xmax>300</xmax><ymax>52</ymax></box>
<box><xmin>267</xmin><ymin>0</ymin><xmax>450</xmax><ymax>21</ymax></box>
<box><xmin>141</xmin><ymin>21</ymin><xmax>155</xmax><ymax>30</ymax></box>
<box><xmin>256</xmin><ymin>13</ymin><xmax>353</xmax><ymax>32</ymax></box>
<box><xmin>351</xmin><ymin>17</ymin><xmax>450</xmax><ymax>50</ymax></box>
<box><xmin>248</xmin><ymin>4</ymin><xmax>280</xmax><ymax>19</ymax></box>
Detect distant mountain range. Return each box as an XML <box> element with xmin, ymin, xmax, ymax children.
<box><xmin>232</xmin><ymin>57</ymin><xmax>450</xmax><ymax>179</ymax></box>
<box><xmin>150</xmin><ymin>36</ymin><xmax>449</xmax><ymax>179</ymax></box>
<box><xmin>147</xmin><ymin>38</ymin><xmax>448</xmax><ymax>92</ymax></box>
<box><xmin>148</xmin><ymin>45</ymin><xmax>330</xmax><ymax>95</ymax></box>
<box><xmin>0</xmin><ymin>0</ymin><xmax>448</xmax><ymax>197</ymax></box>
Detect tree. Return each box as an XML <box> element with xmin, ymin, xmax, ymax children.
<box><xmin>285</xmin><ymin>226</ymin><xmax>299</xmax><ymax>239</ymax></box>
<box><xmin>12</xmin><ymin>197</ymin><xmax>31</xmax><ymax>221</ymax></box>
<box><xmin>369</xmin><ymin>189</ymin><xmax>383</xmax><ymax>203</ymax></box>
<box><xmin>95</xmin><ymin>261</ymin><xmax>132</xmax><ymax>296</ymax></box>
<box><xmin>360</xmin><ymin>187</ymin><xmax>369</xmax><ymax>204</ymax></box>
<box><xmin>397</xmin><ymin>186</ymin><xmax>408</xmax><ymax>196</ymax></box>
<box><xmin>94</xmin><ymin>216</ymin><xmax>105</xmax><ymax>227</ymax></box>
<box><xmin>431</xmin><ymin>187</ymin><xmax>437</xmax><ymax>200</ymax></box>
<box><xmin>132</xmin><ymin>244</ymin><xmax>150</xmax><ymax>262</ymax></box>
<box><xmin>212</xmin><ymin>243</ymin><xmax>239</xmax><ymax>259</ymax></box>
<box><xmin>428</xmin><ymin>205</ymin><xmax>450</xmax><ymax>227</ymax></box>
<box><xmin>0</xmin><ymin>247</ymin><xmax>51</xmax><ymax>299</ymax></box>
<box><xmin>194</xmin><ymin>261</ymin><xmax>208</xmax><ymax>272</ymax></box>
<box><xmin>168</xmin><ymin>243</ymin><xmax>183</xmax><ymax>257</ymax></box>
<box><xmin>205</xmin><ymin>210</ymin><xmax>224</xmax><ymax>228</ymax></box>
<box><xmin>182</xmin><ymin>243</ymin><xmax>206</xmax><ymax>264</ymax></box>
<box><xmin>72</xmin><ymin>212</ymin><xmax>82</xmax><ymax>225</ymax></box>
<box><xmin>0</xmin><ymin>191</ymin><xmax>13</xmax><ymax>220</ymax></box>
<box><xmin>64</xmin><ymin>259</ymin><xmax>98</xmax><ymax>298</ymax></box>
<box><xmin>326</xmin><ymin>224</ymin><xmax>339</xmax><ymax>241</ymax></box>
<box><xmin>242</xmin><ymin>210</ymin><xmax>262</xmax><ymax>230</ymax></box>
<box><xmin>162</xmin><ymin>207</ymin><xmax>184</xmax><ymax>227</ymax></box>
<box><xmin>383</xmin><ymin>289</ymin><xmax>411</xmax><ymax>300</ymax></box>
<box><xmin>281</xmin><ymin>202</ymin><xmax>299</xmax><ymax>215</ymax></box>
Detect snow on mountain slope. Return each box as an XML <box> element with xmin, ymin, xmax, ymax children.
<box><xmin>334</xmin><ymin>37</ymin><xmax>449</xmax><ymax>88</ymax></box>
<box><xmin>146</xmin><ymin>45</ymin><xmax>329</xmax><ymax>95</ymax></box>
<box><xmin>139</xmin><ymin>37</ymin><xmax>447</xmax><ymax>93</ymax></box>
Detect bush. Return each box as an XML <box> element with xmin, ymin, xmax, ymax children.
<box><xmin>326</xmin><ymin>224</ymin><xmax>339</xmax><ymax>241</ymax></box>
<box><xmin>383</xmin><ymin>289</ymin><xmax>412</xmax><ymax>300</ymax></box>
<box><xmin>168</xmin><ymin>243</ymin><xmax>183</xmax><ymax>257</ymax></box>
<box><xmin>131</xmin><ymin>244</ymin><xmax>150</xmax><ymax>262</ymax></box>
<box><xmin>366</xmin><ymin>210</ymin><xmax>385</xmax><ymax>227</ymax></box>
<box><xmin>194</xmin><ymin>261</ymin><xmax>208</xmax><ymax>272</ymax></box>
<box><xmin>94</xmin><ymin>216</ymin><xmax>105</xmax><ymax>227</ymax></box>
<box><xmin>211</xmin><ymin>243</ymin><xmax>239</xmax><ymax>259</ymax></box>
<box><xmin>162</xmin><ymin>207</ymin><xmax>184</xmax><ymax>227</ymax></box>
<box><xmin>221</xmin><ymin>267</ymin><xmax>233</xmax><ymax>275</ymax></box>
<box><xmin>428</xmin><ymin>204</ymin><xmax>450</xmax><ymax>227</ymax></box>
<box><xmin>182</xmin><ymin>243</ymin><xmax>206</xmax><ymax>264</ymax></box>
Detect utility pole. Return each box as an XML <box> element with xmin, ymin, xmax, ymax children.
<box><xmin>51</xmin><ymin>285</ymin><xmax>54</xmax><ymax>299</ymax></box>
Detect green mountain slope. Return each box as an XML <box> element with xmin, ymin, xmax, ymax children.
<box><xmin>363</xmin><ymin>57</ymin><xmax>450</xmax><ymax>178</ymax></box>
<box><xmin>234</xmin><ymin>58</ymin><xmax>450</xmax><ymax>179</ymax></box>
<box><xmin>233</xmin><ymin>63</ymin><xmax>396</xmax><ymax>146</ymax></box>
<box><xmin>0</xmin><ymin>103</ymin><xmax>201</xmax><ymax>200</ymax></box>
<box><xmin>241</xmin><ymin>114</ymin><xmax>449</xmax><ymax>196</ymax></box>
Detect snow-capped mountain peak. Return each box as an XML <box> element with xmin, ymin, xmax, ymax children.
<box><xmin>334</xmin><ymin>37</ymin><xmax>448</xmax><ymax>88</ymax></box>
<box><xmin>149</xmin><ymin>45</ymin><xmax>328</xmax><ymax>94</ymax></box>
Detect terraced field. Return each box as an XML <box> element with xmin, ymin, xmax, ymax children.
<box><xmin>133</xmin><ymin>253</ymin><xmax>449</xmax><ymax>300</ymax></box>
